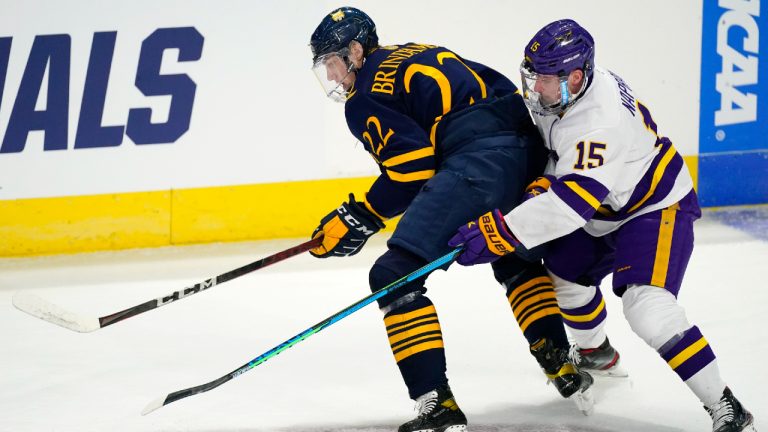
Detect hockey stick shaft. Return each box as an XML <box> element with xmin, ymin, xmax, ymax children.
<box><xmin>98</xmin><ymin>237</ymin><xmax>323</xmax><ymax>328</ymax></box>
<box><xmin>13</xmin><ymin>237</ymin><xmax>322</xmax><ymax>332</ymax></box>
<box><xmin>142</xmin><ymin>247</ymin><xmax>462</xmax><ymax>415</ymax></box>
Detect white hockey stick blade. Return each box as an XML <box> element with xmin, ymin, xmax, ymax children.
<box><xmin>141</xmin><ymin>395</ymin><xmax>166</xmax><ymax>416</ymax></box>
<box><xmin>12</xmin><ymin>292</ymin><xmax>100</xmax><ymax>333</ymax></box>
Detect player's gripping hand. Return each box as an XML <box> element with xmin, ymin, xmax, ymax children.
<box><xmin>523</xmin><ymin>175</ymin><xmax>556</xmax><ymax>202</ymax></box>
<box><xmin>310</xmin><ymin>193</ymin><xmax>385</xmax><ymax>258</ymax></box>
<box><xmin>448</xmin><ymin>209</ymin><xmax>520</xmax><ymax>266</ymax></box>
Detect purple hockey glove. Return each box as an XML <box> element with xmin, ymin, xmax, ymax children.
<box><xmin>523</xmin><ymin>175</ymin><xmax>556</xmax><ymax>202</ymax></box>
<box><xmin>448</xmin><ymin>209</ymin><xmax>520</xmax><ymax>266</ymax></box>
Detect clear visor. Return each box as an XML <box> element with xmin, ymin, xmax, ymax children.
<box><xmin>312</xmin><ymin>49</ymin><xmax>355</xmax><ymax>103</ymax></box>
<box><xmin>519</xmin><ymin>62</ymin><xmax>570</xmax><ymax>116</ymax></box>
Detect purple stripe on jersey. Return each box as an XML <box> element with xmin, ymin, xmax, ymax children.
<box><xmin>661</xmin><ymin>326</ymin><xmax>716</xmax><ymax>381</ymax></box>
<box><xmin>550</xmin><ymin>174</ymin><xmax>610</xmax><ymax>220</ymax></box>
<box><xmin>625</xmin><ymin>138</ymin><xmax>683</xmax><ymax>212</ymax></box>
<box><xmin>561</xmin><ymin>289</ymin><xmax>607</xmax><ymax>330</ymax></box>
<box><xmin>590</xmin><ymin>138</ymin><xmax>686</xmax><ymax>222</ymax></box>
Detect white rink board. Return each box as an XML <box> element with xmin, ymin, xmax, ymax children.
<box><xmin>0</xmin><ymin>0</ymin><xmax>702</xmax><ymax>200</ymax></box>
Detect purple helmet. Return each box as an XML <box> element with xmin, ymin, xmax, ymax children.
<box><xmin>520</xmin><ymin>19</ymin><xmax>595</xmax><ymax>115</ymax></box>
<box><xmin>523</xmin><ymin>19</ymin><xmax>595</xmax><ymax>78</ymax></box>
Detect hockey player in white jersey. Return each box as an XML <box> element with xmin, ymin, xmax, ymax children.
<box><xmin>449</xmin><ymin>19</ymin><xmax>756</xmax><ymax>432</ymax></box>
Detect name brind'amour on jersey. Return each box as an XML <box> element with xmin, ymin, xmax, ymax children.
<box><xmin>370</xmin><ymin>44</ymin><xmax>437</xmax><ymax>95</ymax></box>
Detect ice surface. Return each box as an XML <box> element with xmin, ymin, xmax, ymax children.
<box><xmin>1</xmin><ymin>208</ymin><xmax>765</xmax><ymax>432</ymax></box>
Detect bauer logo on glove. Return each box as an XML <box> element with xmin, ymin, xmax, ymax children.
<box><xmin>310</xmin><ymin>193</ymin><xmax>385</xmax><ymax>258</ymax></box>
<box><xmin>480</xmin><ymin>213</ymin><xmax>515</xmax><ymax>255</ymax></box>
<box><xmin>449</xmin><ymin>209</ymin><xmax>521</xmax><ymax>266</ymax></box>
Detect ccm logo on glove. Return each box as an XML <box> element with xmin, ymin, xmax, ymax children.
<box><xmin>310</xmin><ymin>193</ymin><xmax>384</xmax><ymax>258</ymax></box>
<box><xmin>340</xmin><ymin>207</ymin><xmax>377</xmax><ymax>235</ymax></box>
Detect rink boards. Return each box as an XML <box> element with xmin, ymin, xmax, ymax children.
<box><xmin>0</xmin><ymin>1</ymin><xmax>764</xmax><ymax>256</ymax></box>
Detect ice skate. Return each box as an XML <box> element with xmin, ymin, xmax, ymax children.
<box><xmin>705</xmin><ymin>387</ymin><xmax>756</xmax><ymax>432</ymax></box>
<box><xmin>569</xmin><ymin>337</ymin><xmax>628</xmax><ymax>377</ymax></box>
<box><xmin>398</xmin><ymin>384</ymin><xmax>467</xmax><ymax>432</ymax></box>
<box><xmin>530</xmin><ymin>338</ymin><xmax>595</xmax><ymax>415</ymax></box>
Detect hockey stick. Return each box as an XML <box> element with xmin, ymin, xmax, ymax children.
<box><xmin>142</xmin><ymin>247</ymin><xmax>462</xmax><ymax>415</ymax></box>
<box><xmin>12</xmin><ymin>237</ymin><xmax>323</xmax><ymax>333</ymax></box>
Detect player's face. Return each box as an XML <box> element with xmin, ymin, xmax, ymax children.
<box><xmin>323</xmin><ymin>54</ymin><xmax>355</xmax><ymax>90</ymax></box>
<box><xmin>312</xmin><ymin>50</ymin><xmax>357</xmax><ymax>103</ymax></box>
<box><xmin>533</xmin><ymin>74</ymin><xmax>561</xmax><ymax>105</ymax></box>
<box><xmin>520</xmin><ymin>62</ymin><xmax>571</xmax><ymax>116</ymax></box>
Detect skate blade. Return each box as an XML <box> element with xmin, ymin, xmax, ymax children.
<box><xmin>588</xmin><ymin>364</ymin><xmax>629</xmax><ymax>378</ymax></box>
<box><xmin>412</xmin><ymin>425</ymin><xmax>467</xmax><ymax>432</ymax></box>
<box><xmin>569</xmin><ymin>386</ymin><xmax>595</xmax><ymax>416</ymax></box>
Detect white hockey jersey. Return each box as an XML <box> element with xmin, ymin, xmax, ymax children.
<box><xmin>505</xmin><ymin>66</ymin><xmax>694</xmax><ymax>249</ymax></box>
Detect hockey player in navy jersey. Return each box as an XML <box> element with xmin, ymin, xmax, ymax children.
<box><xmin>450</xmin><ymin>19</ymin><xmax>756</xmax><ymax>432</ymax></box>
<box><xmin>308</xmin><ymin>7</ymin><xmax>592</xmax><ymax>431</ymax></box>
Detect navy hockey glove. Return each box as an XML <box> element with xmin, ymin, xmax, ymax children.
<box><xmin>310</xmin><ymin>193</ymin><xmax>385</xmax><ymax>258</ymax></box>
<box><xmin>448</xmin><ymin>209</ymin><xmax>521</xmax><ymax>266</ymax></box>
<box><xmin>522</xmin><ymin>175</ymin><xmax>556</xmax><ymax>202</ymax></box>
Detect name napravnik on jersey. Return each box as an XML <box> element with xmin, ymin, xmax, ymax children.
<box><xmin>715</xmin><ymin>0</ymin><xmax>759</xmax><ymax>126</ymax></box>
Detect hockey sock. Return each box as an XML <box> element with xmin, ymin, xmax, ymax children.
<box><xmin>659</xmin><ymin>326</ymin><xmax>725</xmax><ymax>406</ymax></box>
<box><xmin>505</xmin><ymin>267</ymin><xmax>568</xmax><ymax>348</ymax></box>
<box><xmin>622</xmin><ymin>285</ymin><xmax>726</xmax><ymax>405</ymax></box>
<box><xmin>384</xmin><ymin>295</ymin><xmax>448</xmax><ymax>399</ymax></box>
<box><xmin>551</xmin><ymin>272</ymin><xmax>608</xmax><ymax>349</ymax></box>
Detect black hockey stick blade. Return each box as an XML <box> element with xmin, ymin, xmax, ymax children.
<box><xmin>141</xmin><ymin>247</ymin><xmax>462</xmax><ymax>415</ymax></box>
<box><xmin>12</xmin><ymin>237</ymin><xmax>323</xmax><ymax>333</ymax></box>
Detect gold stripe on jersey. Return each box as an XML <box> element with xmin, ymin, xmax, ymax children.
<box><xmin>667</xmin><ymin>336</ymin><xmax>708</xmax><ymax>370</ymax></box>
<box><xmin>507</xmin><ymin>276</ymin><xmax>561</xmax><ymax>333</ymax></box>
<box><xmin>596</xmin><ymin>205</ymin><xmax>617</xmax><ymax>216</ymax></box>
<box><xmin>560</xmin><ymin>298</ymin><xmax>606</xmax><ymax>322</ymax></box>
<box><xmin>627</xmin><ymin>145</ymin><xmax>677</xmax><ymax>213</ymax></box>
<box><xmin>436</xmin><ymin>51</ymin><xmax>487</xmax><ymax>99</ymax></box>
<box><xmin>362</xmin><ymin>196</ymin><xmax>387</xmax><ymax>222</ymax></box>
<box><xmin>404</xmin><ymin>64</ymin><xmax>452</xmax><ymax>115</ymax></box>
<box><xmin>385</xmin><ymin>305</ymin><xmax>444</xmax><ymax>362</ymax></box>
<box><xmin>382</xmin><ymin>147</ymin><xmax>435</xmax><ymax>167</ymax></box>
<box><xmin>386</xmin><ymin>169</ymin><xmax>436</xmax><ymax>182</ymax></box>
<box><xmin>651</xmin><ymin>204</ymin><xmax>678</xmax><ymax>287</ymax></box>
<box><xmin>564</xmin><ymin>181</ymin><xmax>602</xmax><ymax>209</ymax></box>
<box><xmin>429</xmin><ymin>116</ymin><xmax>442</xmax><ymax>147</ymax></box>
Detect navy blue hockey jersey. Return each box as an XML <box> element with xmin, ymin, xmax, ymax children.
<box><xmin>345</xmin><ymin>43</ymin><xmax>520</xmax><ymax>219</ymax></box>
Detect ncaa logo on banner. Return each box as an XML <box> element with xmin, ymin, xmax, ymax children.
<box><xmin>698</xmin><ymin>0</ymin><xmax>766</xmax><ymax>206</ymax></box>
<box><xmin>700</xmin><ymin>0</ymin><xmax>763</xmax><ymax>151</ymax></box>
<box><xmin>0</xmin><ymin>27</ymin><xmax>204</xmax><ymax>154</ymax></box>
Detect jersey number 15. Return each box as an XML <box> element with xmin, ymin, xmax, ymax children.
<box><xmin>573</xmin><ymin>141</ymin><xmax>607</xmax><ymax>170</ymax></box>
